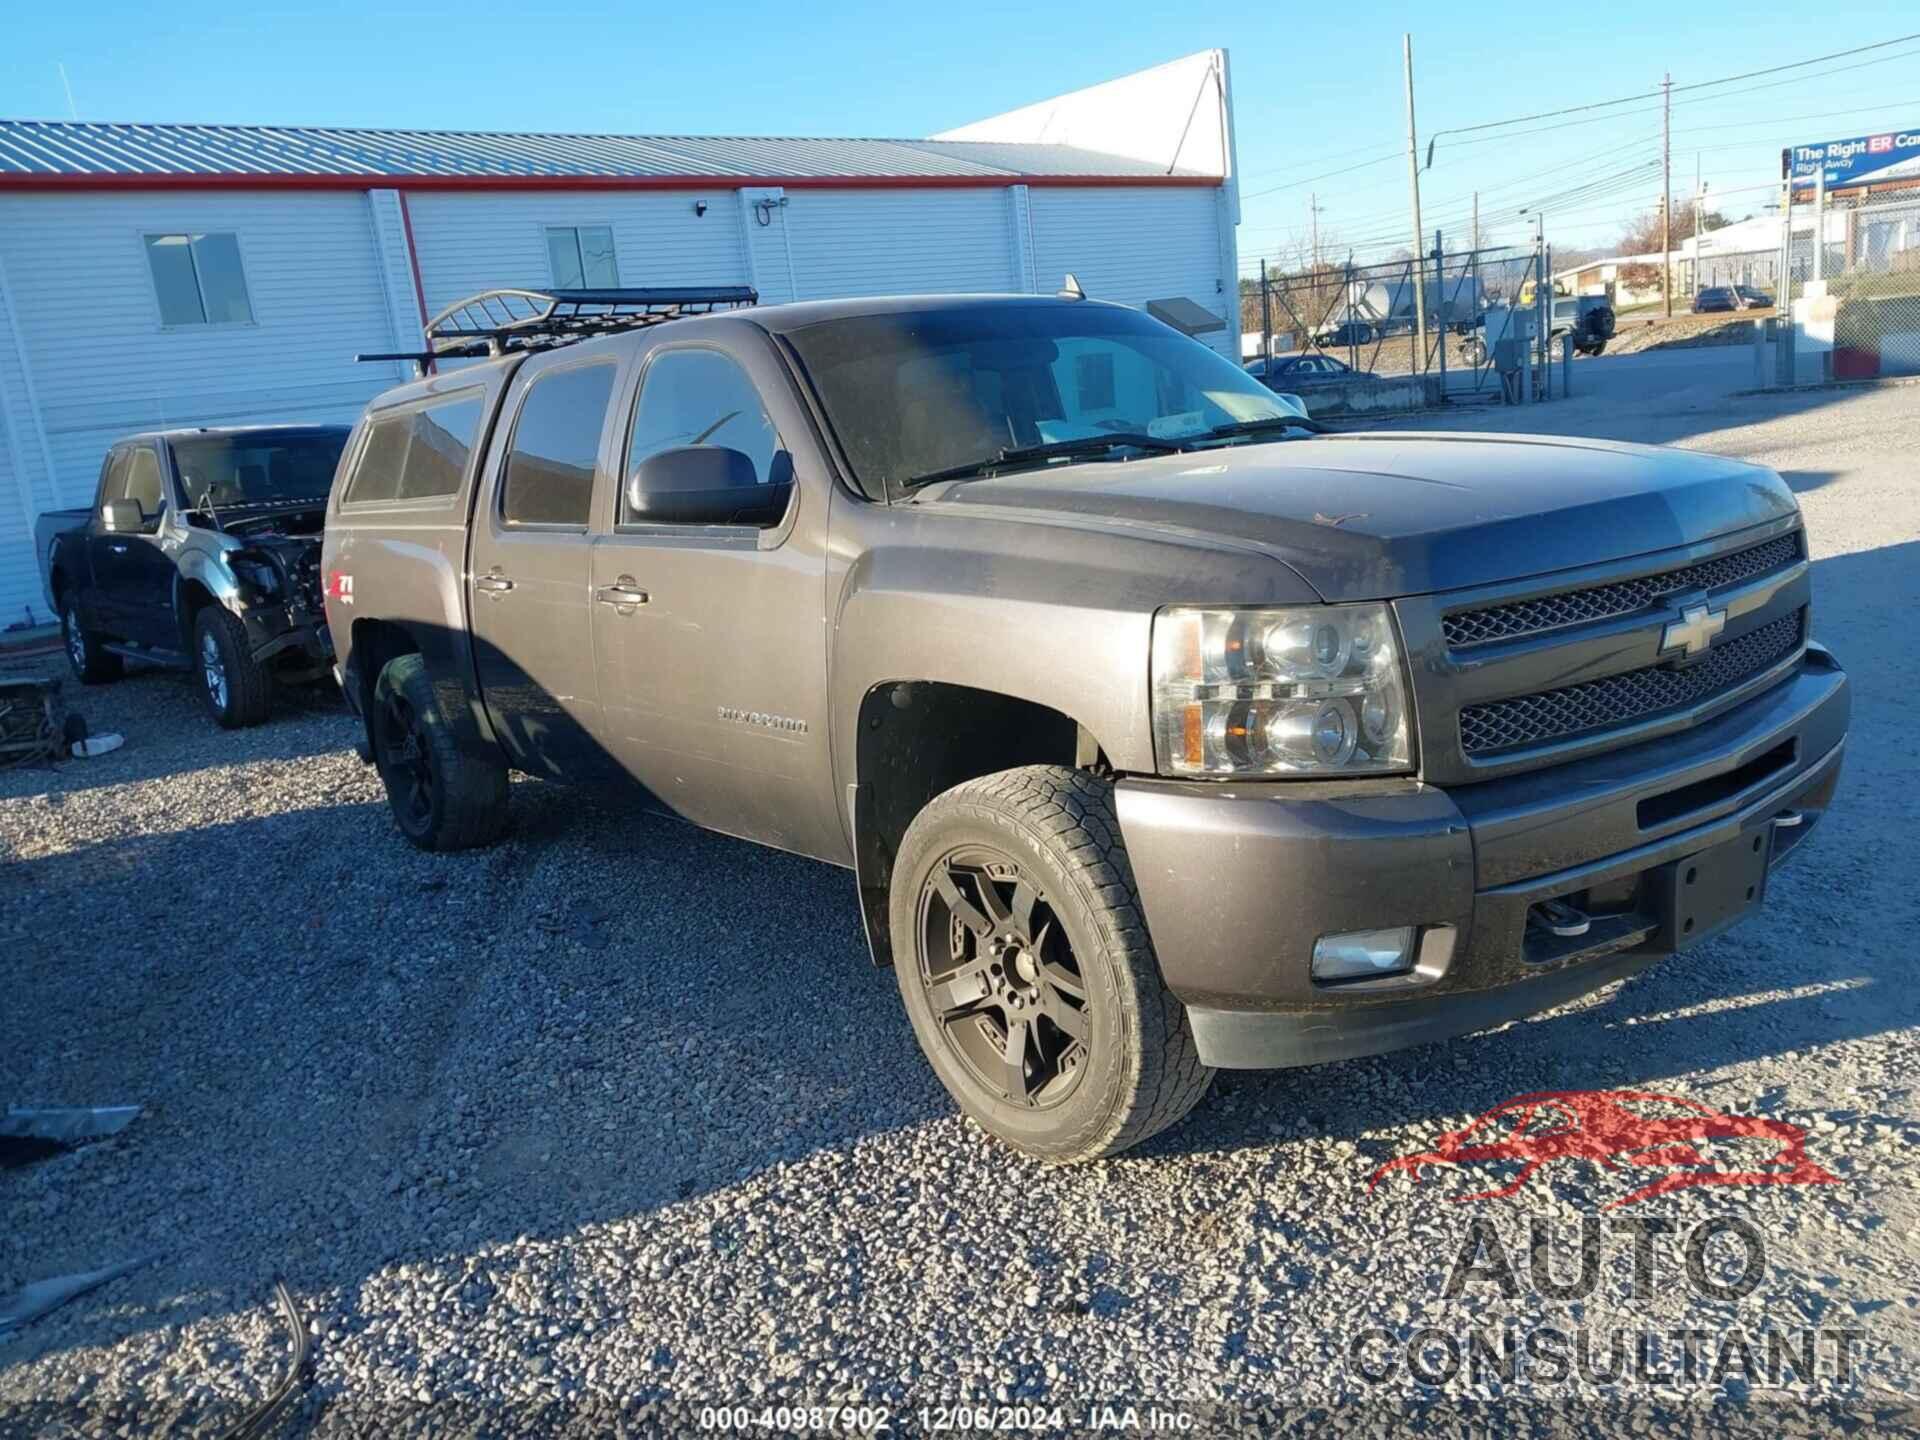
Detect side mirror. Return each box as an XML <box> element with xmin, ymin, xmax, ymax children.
<box><xmin>102</xmin><ymin>498</ymin><xmax>146</xmax><ymax>533</ymax></box>
<box><xmin>625</xmin><ymin>446</ymin><xmax>792</xmax><ymax>528</ymax></box>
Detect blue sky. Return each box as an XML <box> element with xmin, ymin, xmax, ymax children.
<box><xmin>4</xmin><ymin>3</ymin><xmax>1916</xmax><ymax>264</ymax></box>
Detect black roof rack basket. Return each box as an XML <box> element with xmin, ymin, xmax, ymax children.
<box><xmin>359</xmin><ymin>286</ymin><xmax>757</xmax><ymax>367</ymax></box>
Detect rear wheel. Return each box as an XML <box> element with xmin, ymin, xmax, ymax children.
<box><xmin>891</xmin><ymin>765</ymin><xmax>1213</xmax><ymax>1162</ymax></box>
<box><xmin>372</xmin><ymin>653</ymin><xmax>509</xmax><ymax>851</ymax></box>
<box><xmin>193</xmin><ymin>606</ymin><xmax>273</xmax><ymax>728</ymax></box>
<box><xmin>62</xmin><ymin>596</ymin><xmax>122</xmax><ymax>685</ymax></box>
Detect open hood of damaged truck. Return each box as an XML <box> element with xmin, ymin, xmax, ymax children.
<box><xmin>927</xmin><ymin>432</ymin><xmax>1798</xmax><ymax>601</ymax></box>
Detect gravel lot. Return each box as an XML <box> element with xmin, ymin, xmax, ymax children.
<box><xmin>4</xmin><ymin>360</ymin><xmax>1918</xmax><ymax>1436</ymax></box>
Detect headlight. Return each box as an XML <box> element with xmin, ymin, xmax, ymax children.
<box><xmin>1151</xmin><ymin>603</ymin><xmax>1415</xmax><ymax>776</ymax></box>
<box><xmin>224</xmin><ymin>551</ymin><xmax>280</xmax><ymax>596</ymax></box>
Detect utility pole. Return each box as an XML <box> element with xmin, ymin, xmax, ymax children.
<box><xmin>1260</xmin><ymin>257</ymin><xmax>1273</xmax><ymax>366</ymax></box>
<box><xmin>1309</xmin><ymin>192</ymin><xmax>1321</xmax><ymax>269</ymax></box>
<box><xmin>1662</xmin><ymin>71</ymin><xmax>1673</xmax><ymax>319</ymax></box>
<box><xmin>1403</xmin><ymin>33</ymin><xmax>1429</xmax><ymax>363</ymax></box>
<box><xmin>1695</xmin><ymin>154</ymin><xmax>1707</xmax><ymax>295</ymax></box>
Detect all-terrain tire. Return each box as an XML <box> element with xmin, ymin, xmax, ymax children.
<box><xmin>61</xmin><ymin>595</ymin><xmax>123</xmax><ymax>685</ymax></box>
<box><xmin>891</xmin><ymin>765</ymin><xmax>1213</xmax><ymax>1162</ymax></box>
<box><xmin>194</xmin><ymin>605</ymin><xmax>273</xmax><ymax>728</ymax></box>
<box><xmin>371</xmin><ymin>653</ymin><xmax>510</xmax><ymax>852</ymax></box>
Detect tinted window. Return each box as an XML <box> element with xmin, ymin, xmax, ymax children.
<box><xmin>787</xmin><ymin>305</ymin><xmax>1292</xmax><ymax>489</ymax></box>
<box><xmin>503</xmin><ymin>364</ymin><xmax>615</xmax><ymax>526</ymax></box>
<box><xmin>98</xmin><ymin>450</ymin><xmax>133</xmax><ymax>509</ymax></box>
<box><xmin>345</xmin><ymin>395</ymin><xmax>483</xmax><ymax>505</ymax></box>
<box><xmin>124</xmin><ymin>449</ymin><xmax>165</xmax><ymax>515</ymax></box>
<box><xmin>174</xmin><ymin>431</ymin><xmax>349</xmax><ymax>510</ymax></box>
<box><xmin>624</xmin><ymin>350</ymin><xmax>782</xmax><ymax>522</ymax></box>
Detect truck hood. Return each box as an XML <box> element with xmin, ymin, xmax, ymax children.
<box><xmin>925</xmin><ymin>432</ymin><xmax>1797</xmax><ymax>600</ymax></box>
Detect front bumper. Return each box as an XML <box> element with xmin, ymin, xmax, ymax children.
<box><xmin>1115</xmin><ymin>645</ymin><xmax>1848</xmax><ymax>1069</ymax></box>
<box><xmin>240</xmin><ymin>602</ymin><xmax>333</xmax><ymax>667</ymax></box>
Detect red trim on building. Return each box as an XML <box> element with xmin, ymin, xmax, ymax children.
<box><xmin>0</xmin><ymin>170</ymin><xmax>1221</xmax><ymax>193</ymax></box>
<box><xmin>395</xmin><ymin>190</ymin><xmax>435</xmax><ymax>376</ymax></box>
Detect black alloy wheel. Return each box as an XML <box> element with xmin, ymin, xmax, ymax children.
<box><xmin>917</xmin><ymin>847</ymin><xmax>1091</xmax><ymax>1110</ymax></box>
<box><xmin>377</xmin><ymin>684</ymin><xmax>436</xmax><ymax>838</ymax></box>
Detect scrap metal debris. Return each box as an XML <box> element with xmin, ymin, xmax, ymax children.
<box><xmin>0</xmin><ymin>1104</ymin><xmax>141</xmax><ymax>1169</ymax></box>
<box><xmin>0</xmin><ymin>1256</ymin><xmax>156</xmax><ymax>1341</ymax></box>
<box><xmin>0</xmin><ymin>678</ymin><xmax>63</xmax><ymax>768</ymax></box>
<box><xmin>216</xmin><ymin>1280</ymin><xmax>310</xmax><ymax>1440</ymax></box>
<box><xmin>0</xmin><ymin>1105</ymin><xmax>141</xmax><ymax>1144</ymax></box>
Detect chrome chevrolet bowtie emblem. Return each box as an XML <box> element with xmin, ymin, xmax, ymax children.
<box><xmin>1661</xmin><ymin>603</ymin><xmax>1727</xmax><ymax>660</ymax></box>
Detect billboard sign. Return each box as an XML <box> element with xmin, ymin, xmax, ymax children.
<box><xmin>1783</xmin><ymin>127</ymin><xmax>1920</xmax><ymax>192</ymax></box>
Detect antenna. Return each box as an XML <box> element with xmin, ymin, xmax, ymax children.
<box><xmin>1057</xmin><ymin>273</ymin><xmax>1086</xmax><ymax>300</ymax></box>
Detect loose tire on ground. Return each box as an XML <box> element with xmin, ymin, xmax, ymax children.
<box><xmin>371</xmin><ymin>653</ymin><xmax>509</xmax><ymax>852</ymax></box>
<box><xmin>890</xmin><ymin>764</ymin><xmax>1213</xmax><ymax>1162</ymax></box>
<box><xmin>193</xmin><ymin>605</ymin><xmax>273</xmax><ymax>728</ymax></box>
<box><xmin>61</xmin><ymin>595</ymin><xmax>123</xmax><ymax>685</ymax></box>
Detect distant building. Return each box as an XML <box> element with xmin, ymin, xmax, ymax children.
<box><xmin>0</xmin><ymin>52</ymin><xmax>1243</xmax><ymax>625</ymax></box>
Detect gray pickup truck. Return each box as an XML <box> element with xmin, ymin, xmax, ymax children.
<box><xmin>40</xmin><ymin>425</ymin><xmax>349</xmax><ymax>726</ymax></box>
<box><xmin>323</xmin><ymin>286</ymin><xmax>1847</xmax><ymax>1161</ymax></box>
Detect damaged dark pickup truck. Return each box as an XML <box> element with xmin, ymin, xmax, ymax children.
<box><xmin>37</xmin><ymin>425</ymin><xmax>349</xmax><ymax>727</ymax></box>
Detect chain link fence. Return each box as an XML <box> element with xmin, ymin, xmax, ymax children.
<box><xmin>1253</xmin><ymin>242</ymin><xmax>1565</xmax><ymax>411</ymax></box>
<box><xmin>1775</xmin><ymin>186</ymin><xmax>1920</xmax><ymax>383</ymax></box>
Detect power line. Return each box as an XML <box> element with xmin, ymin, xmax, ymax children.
<box><xmin>1422</xmin><ymin>30</ymin><xmax>1920</xmax><ymax>154</ymax></box>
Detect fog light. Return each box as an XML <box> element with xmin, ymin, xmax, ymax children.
<box><xmin>1312</xmin><ymin>926</ymin><xmax>1417</xmax><ymax>981</ymax></box>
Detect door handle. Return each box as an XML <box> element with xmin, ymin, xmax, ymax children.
<box><xmin>595</xmin><ymin>578</ymin><xmax>649</xmax><ymax>608</ymax></box>
<box><xmin>475</xmin><ymin>572</ymin><xmax>515</xmax><ymax>593</ymax></box>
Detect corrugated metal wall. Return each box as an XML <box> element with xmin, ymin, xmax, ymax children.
<box><xmin>402</xmin><ymin>189</ymin><xmax>753</xmax><ymax>319</ymax></box>
<box><xmin>1029</xmin><ymin>187</ymin><xmax>1234</xmax><ymax>356</ymax></box>
<box><xmin>0</xmin><ymin>182</ymin><xmax>1229</xmax><ymax>626</ymax></box>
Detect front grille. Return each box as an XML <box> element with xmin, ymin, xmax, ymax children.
<box><xmin>1442</xmin><ymin>532</ymin><xmax>1802</xmax><ymax>648</ymax></box>
<box><xmin>1459</xmin><ymin>609</ymin><xmax>1805</xmax><ymax>756</ymax></box>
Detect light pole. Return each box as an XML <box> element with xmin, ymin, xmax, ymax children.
<box><xmin>1521</xmin><ymin>208</ymin><xmax>1548</xmax><ymax>401</ymax></box>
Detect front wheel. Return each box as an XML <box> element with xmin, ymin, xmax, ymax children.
<box><xmin>194</xmin><ymin>606</ymin><xmax>273</xmax><ymax>728</ymax></box>
<box><xmin>371</xmin><ymin>653</ymin><xmax>509</xmax><ymax>851</ymax></box>
<box><xmin>62</xmin><ymin>596</ymin><xmax>123</xmax><ymax>685</ymax></box>
<box><xmin>891</xmin><ymin>765</ymin><xmax>1213</xmax><ymax>1162</ymax></box>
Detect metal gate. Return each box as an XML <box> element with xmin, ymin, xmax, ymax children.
<box><xmin>1254</xmin><ymin>242</ymin><xmax>1552</xmax><ymax>403</ymax></box>
<box><xmin>1776</xmin><ymin>181</ymin><xmax>1920</xmax><ymax>384</ymax></box>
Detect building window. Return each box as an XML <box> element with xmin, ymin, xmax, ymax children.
<box><xmin>545</xmin><ymin>225</ymin><xmax>618</xmax><ymax>289</ymax></box>
<box><xmin>1074</xmin><ymin>352</ymin><xmax>1117</xmax><ymax>411</ymax></box>
<box><xmin>143</xmin><ymin>233</ymin><xmax>254</xmax><ymax>326</ymax></box>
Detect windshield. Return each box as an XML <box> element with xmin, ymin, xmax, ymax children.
<box><xmin>785</xmin><ymin>303</ymin><xmax>1298</xmax><ymax>489</ymax></box>
<box><xmin>170</xmin><ymin>431</ymin><xmax>348</xmax><ymax>510</ymax></box>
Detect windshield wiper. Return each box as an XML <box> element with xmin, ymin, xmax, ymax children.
<box><xmin>903</xmin><ymin>433</ymin><xmax>1185</xmax><ymax>489</ymax></box>
<box><xmin>1197</xmin><ymin>416</ymin><xmax>1329</xmax><ymax>442</ymax></box>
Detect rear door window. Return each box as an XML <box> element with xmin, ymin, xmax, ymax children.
<box><xmin>502</xmin><ymin>362</ymin><xmax>617</xmax><ymax>527</ymax></box>
<box><xmin>344</xmin><ymin>393</ymin><xmax>484</xmax><ymax>505</ymax></box>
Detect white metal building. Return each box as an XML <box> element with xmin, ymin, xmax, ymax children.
<box><xmin>0</xmin><ymin>51</ymin><xmax>1241</xmax><ymax>627</ymax></box>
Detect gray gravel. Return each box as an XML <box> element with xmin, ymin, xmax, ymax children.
<box><xmin>3</xmin><ymin>354</ymin><xmax>1917</xmax><ymax>1435</ymax></box>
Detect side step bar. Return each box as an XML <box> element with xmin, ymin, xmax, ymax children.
<box><xmin>102</xmin><ymin>642</ymin><xmax>190</xmax><ymax>671</ymax></box>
